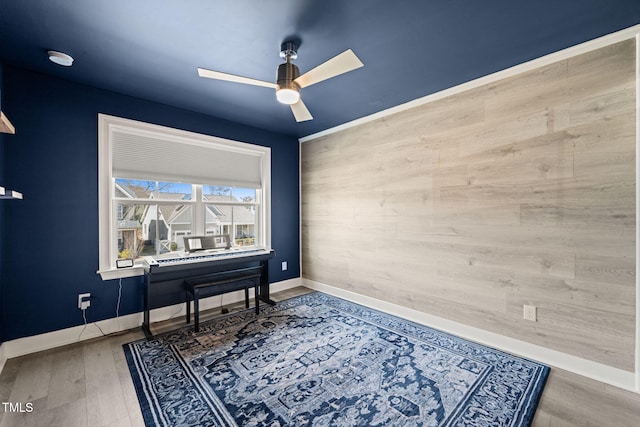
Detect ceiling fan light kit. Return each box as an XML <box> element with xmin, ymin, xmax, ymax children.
<box><xmin>276</xmin><ymin>87</ymin><xmax>300</xmax><ymax>105</ymax></box>
<box><xmin>198</xmin><ymin>39</ymin><xmax>363</xmax><ymax>122</ymax></box>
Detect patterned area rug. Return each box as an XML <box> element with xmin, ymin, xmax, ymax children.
<box><xmin>124</xmin><ymin>292</ymin><xmax>548</xmax><ymax>426</ymax></box>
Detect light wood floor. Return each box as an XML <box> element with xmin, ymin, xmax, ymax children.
<box><xmin>1</xmin><ymin>287</ymin><xmax>638</xmax><ymax>426</ymax></box>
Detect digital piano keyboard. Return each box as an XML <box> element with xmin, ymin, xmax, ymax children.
<box><xmin>141</xmin><ymin>246</ymin><xmax>275</xmax><ymax>337</ymax></box>
<box><xmin>143</xmin><ymin>247</ymin><xmax>273</xmax><ymax>270</ymax></box>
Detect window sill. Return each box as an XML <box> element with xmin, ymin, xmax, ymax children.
<box><xmin>98</xmin><ymin>265</ymin><xmax>145</xmax><ymax>281</ymax></box>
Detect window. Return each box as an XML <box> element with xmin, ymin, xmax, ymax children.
<box><xmin>203</xmin><ymin>185</ymin><xmax>257</xmax><ymax>246</ymax></box>
<box><xmin>98</xmin><ymin>114</ymin><xmax>271</xmax><ymax>279</ymax></box>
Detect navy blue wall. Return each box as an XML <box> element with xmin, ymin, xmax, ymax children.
<box><xmin>0</xmin><ymin>126</ymin><xmax>3</xmax><ymax>345</ymax></box>
<box><xmin>0</xmin><ymin>127</ymin><xmax>3</xmax><ymax>346</ymax></box>
<box><xmin>1</xmin><ymin>66</ymin><xmax>300</xmax><ymax>342</ymax></box>
<box><xmin>0</xmin><ymin>63</ymin><xmax>4</xmax><ymax>345</ymax></box>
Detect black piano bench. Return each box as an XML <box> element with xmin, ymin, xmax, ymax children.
<box><xmin>184</xmin><ymin>270</ymin><xmax>261</xmax><ymax>332</ymax></box>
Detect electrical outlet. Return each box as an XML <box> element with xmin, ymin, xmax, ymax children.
<box><xmin>281</xmin><ymin>261</ymin><xmax>288</xmax><ymax>271</ymax></box>
<box><xmin>523</xmin><ymin>304</ymin><xmax>537</xmax><ymax>322</ymax></box>
<box><xmin>78</xmin><ymin>293</ymin><xmax>91</xmax><ymax>310</ymax></box>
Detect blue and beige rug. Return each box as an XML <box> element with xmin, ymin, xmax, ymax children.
<box><xmin>124</xmin><ymin>292</ymin><xmax>548</xmax><ymax>426</ymax></box>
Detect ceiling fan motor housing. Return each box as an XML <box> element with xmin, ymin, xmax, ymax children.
<box><xmin>277</xmin><ymin>61</ymin><xmax>300</xmax><ymax>90</ymax></box>
<box><xmin>276</xmin><ymin>61</ymin><xmax>301</xmax><ymax>104</ymax></box>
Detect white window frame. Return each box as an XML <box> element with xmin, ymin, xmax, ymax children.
<box><xmin>97</xmin><ymin>114</ymin><xmax>271</xmax><ymax>280</ymax></box>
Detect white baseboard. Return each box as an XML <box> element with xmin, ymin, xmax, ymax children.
<box><xmin>2</xmin><ymin>275</ymin><xmax>633</xmax><ymax>394</ymax></box>
<box><xmin>0</xmin><ymin>277</ymin><xmax>302</xmax><ymax>375</ymax></box>
<box><xmin>267</xmin><ymin>276</ymin><xmax>304</xmax><ymax>295</ymax></box>
<box><xmin>303</xmin><ymin>278</ymin><xmax>639</xmax><ymax>394</ymax></box>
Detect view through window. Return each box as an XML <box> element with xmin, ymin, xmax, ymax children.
<box><xmin>115</xmin><ymin>179</ymin><xmax>258</xmax><ymax>262</ymax></box>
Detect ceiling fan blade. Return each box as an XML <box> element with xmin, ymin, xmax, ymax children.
<box><xmin>294</xmin><ymin>49</ymin><xmax>364</xmax><ymax>89</ymax></box>
<box><xmin>197</xmin><ymin>68</ymin><xmax>277</xmax><ymax>89</ymax></box>
<box><xmin>290</xmin><ymin>99</ymin><xmax>313</xmax><ymax>122</ymax></box>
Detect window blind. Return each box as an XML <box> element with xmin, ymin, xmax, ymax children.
<box><xmin>111</xmin><ymin>129</ymin><xmax>263</xmax><ymax>188</ymax></box>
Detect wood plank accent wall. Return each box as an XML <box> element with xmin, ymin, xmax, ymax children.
<box><xmin>301</xmin><ymin>39</ymin><xmax>636</xmax><ymax>371</ymax></box>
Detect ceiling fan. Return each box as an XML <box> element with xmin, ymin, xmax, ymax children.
<box><xmin>197</xmin><ymin>41</ymin><xmax>364</xmax><ymax>122</ymax></box>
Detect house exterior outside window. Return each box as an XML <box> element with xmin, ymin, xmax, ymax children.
<box><xmin>114</xmin><ymin>180</ymin><xmax>258</xmax><ymax>260</ymax></box>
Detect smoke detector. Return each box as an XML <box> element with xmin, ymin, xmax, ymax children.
<box><xmin>48</xmin><ymin>50</ymin><xmax>74</xmax><ymax>67</ymax></box>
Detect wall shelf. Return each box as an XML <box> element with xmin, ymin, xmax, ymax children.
<box><xmin>0</xmin><ymin>186</ymin><xmax>22</xmax><ymax>200</ymax></box>
<box><xmin>0</xmin><ymin>111</ymin><xmax>15</xmax><ymax>134</ymax></box>
<box><xmin>0</xmin><ymin>111</ymin><xmax>21</xmax><ymax>199</ymax></box>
